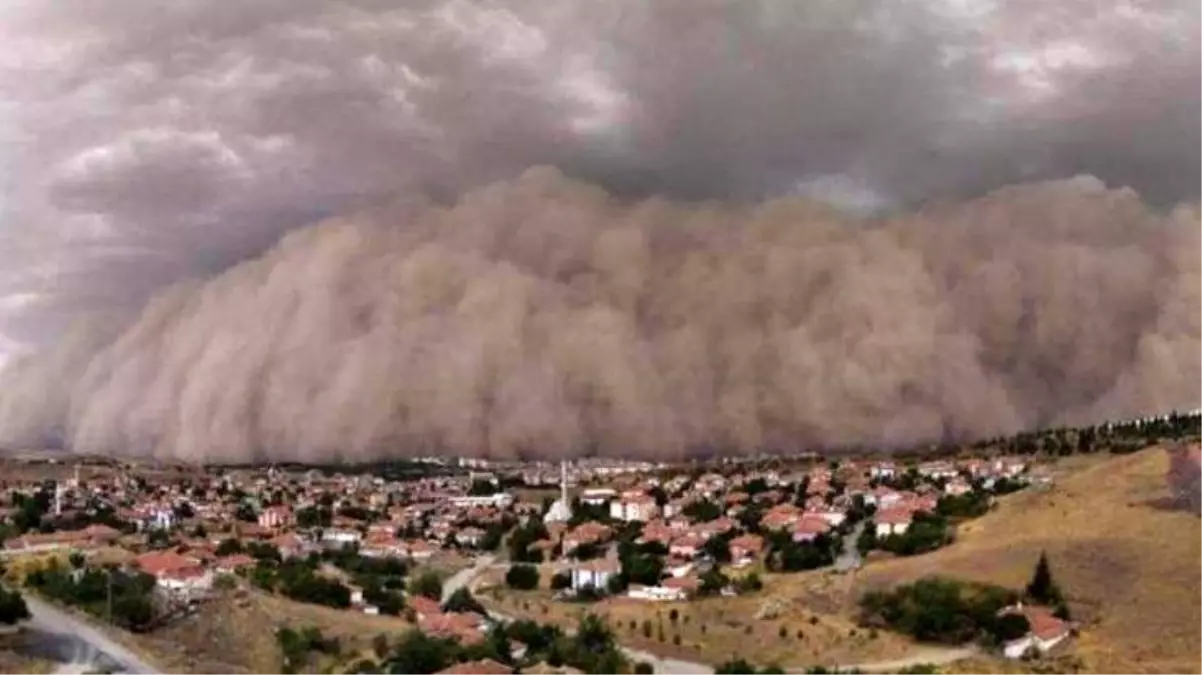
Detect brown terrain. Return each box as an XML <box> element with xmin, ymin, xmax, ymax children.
<box><xmin>849</xmin><ymin>447</ymin><xmax>1201</xmax><ymax>673</ymax></box>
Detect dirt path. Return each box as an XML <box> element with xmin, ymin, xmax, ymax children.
<box><xmin>818</xmin><ymin>645</ymin><xmax>978</xmax><ymax>673</ymax></box>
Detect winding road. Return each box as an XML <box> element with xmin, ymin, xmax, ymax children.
<box><xmin>21</xmin><ymin>593</ymin><xmax>159</xmax><ymax>674</ymax></box>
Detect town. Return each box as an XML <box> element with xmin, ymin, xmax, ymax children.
<box><xmin>0</xmin><ymin>410</ymin><xmax>1198</xmax><ymax>674</ymax></box>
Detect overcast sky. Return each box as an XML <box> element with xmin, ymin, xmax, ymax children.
<box><xmin>0</xmin><ymin>0</ymin><xmax>1198</xmax><ymax>355</ymax></box>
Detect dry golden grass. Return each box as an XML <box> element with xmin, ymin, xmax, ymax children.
<box><xmin>849</xmin><ymin>447</ymin><xmax>1201</xmax><ymax>674</ymax></box>
<box><xmin>479</xmin><ymin>570</ymin><xmax>920</xmax><ymax>669</ymax></box>
<box><xmin>126</xmin><ymin>586</ymin><xmax>415</xmax><ymax>673</ymax></box>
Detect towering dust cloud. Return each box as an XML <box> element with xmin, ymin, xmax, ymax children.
<box><xmin>0</xmin><ymin>169</ymin><xmax>1197</xmax><ymax>462</ymax></box>
<box><xmin>0</xmin><ymin>0</ymin><xmax>1199</xmax><ymax>462</ymax></box>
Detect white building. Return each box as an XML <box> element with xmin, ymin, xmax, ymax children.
<box><xmin>322</xmin><ymin>528</ymin><xmax>362</xmax><ymax>547</ymax></box>
<box><xmin>580</xmin><ymin>488</ymin><xmax>617</xmax><ymax>506</ymax></box>
<box><xmin>609</xmin><ymin>494</ymin><xmax>659</xmax><ymax>522</ymax></box>
<box><xmin>450</xmin><ymin>493</ymin><xmax>514</xmax><ymax>508</ymax></box>
<box><xmin>627</xmin><ymin>585</ymin><xmax>688</xmax><ymax>602</ymax></box>
<box><xmin>873</xmin><ymin>508</ymin><xmax>912</xmax><ymax>537</ymax></box>
<box><xmin>543</xmin><ymin>461</ymin><xmax>574</xmax><ymax>524</ymax></box>
<box><xmin>569</xmin><ymin>559</ymin><xmax>620</xmax><ymax>592</ymax></box>
<box><xmin>999</xmin><ymin>604</ymin><xmax>1072</xmax><ymax>658</ymax></box>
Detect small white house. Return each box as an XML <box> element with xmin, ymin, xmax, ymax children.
<box><xmin>627</xmin><ymin>585</ymin><xmax>688</xmax><ymax>602</ymax></box>
<box><xmin>580</xmin><ymin>488</ymin><xmax>617</xmax><ymax>506</ymax></box>
<box><xmin>873</xmin><ymin>509</ymin><xmax>912</xmax><ymax>537</ymax></box>
<box><xmin>569</xmin><ymin>559</ymin><xmax>620</xmax><ymax>591</ymax></box>
<box><xmin>322</xmin><ymin>528</ymin><xmax>362</xmax><ymax>547</ymax></box>
<box><xmin>999</xmin><ymin>604</ymin><xmax>1072</xmax><ymax>658</ymax></box>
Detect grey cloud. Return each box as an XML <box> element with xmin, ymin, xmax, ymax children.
<box><xmin>0</xmin><ymin>0</ymin><xmax>1197</xmax><ymax>460</ymax></box>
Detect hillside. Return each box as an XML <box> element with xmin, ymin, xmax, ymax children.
<box><xmin>851</xmin><ymin>447</ymin><xmax>1201</xmax><ymax>673</ymax></box>
<box><xmin>116</xmin><ymin>586</ymin><xmax>414</xmax><ymax>673</ymax></box>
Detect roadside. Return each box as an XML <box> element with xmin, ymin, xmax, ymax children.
<box><xmin>21</xmin><ymin>593</ymin><xmax>159</xmax><ymax>674</ymax></box>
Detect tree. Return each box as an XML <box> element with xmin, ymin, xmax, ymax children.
<box><xmin>0</xmin><ymin>587</ymin><xmax>30</xmax><ymax>625</ymax></box>
<box><xmin>506</xmin><ymin>564</ymin><xmax>541</xmax><ymax>590</ymax></box>
<box><xmin>408</xmin><ymin>571</ymin><xmax>443</xmax><ymax>601</ymax></box>
<box><xmin>992</xmin><ymin>613</ymin><xmax>1031</xmax><ymax>643</ymax></box>
<box><xmin>235</xmin><ymin>502</ymin><xmax>258</xmax><ymax>523</ymax></box>
<box><xmin>703</xmin><ymin>536</ymin><xmax>732</xmax><ymax>564</ymax></box>
<box><xmin>68</xmin><ymin>551</ymin><xmax>86</xmax><ymax>569</ymax></box>
<box><xmin>550</xmin><ymin>572</ymin><xmax>571</xmax><ymax>590</ymax></box>
<box><xmin>384</xmin><ymin>629</ymin><xmax>458</xmax><ymax>674</ymax></box>
<box><xmin>634</xmin><ymin>662</ymin><xmax>654</xmax><ymax>674</ymax></box>
<box><xmin>715</xmin><ymin>658</ymin><xmax>757</xmax><ymax>674</ymax></box>
<box><xmin>216</xmin><ymin>538</ymin><xmax>244</xmax><ymax>556</ymax></box>
<box><xmin>442</xmin><ymin>588</ymin><xmax>487</xmax><ymax>616</ymax></box>
<box><xmin>699</xmin><ymin>568</ymin><xmax>729</xmax><ymax>596</ymax></box>
<box><xmin>1025</xmin><ymin>551</ymin><xmax>1062</xmax><ymax>605</ymax></box>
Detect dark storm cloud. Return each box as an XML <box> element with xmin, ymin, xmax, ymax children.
<box><xmin>0</xmin><ymin>0</ymin><xmax>1197</xmax><ymax>460</ymax></box>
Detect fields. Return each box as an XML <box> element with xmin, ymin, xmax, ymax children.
<box><xmin>849</xmin><ymin>446</ymin><xmax>1201</xmax><ymax>673</ymax></box>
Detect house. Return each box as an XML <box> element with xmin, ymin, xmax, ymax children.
<box><xmin>563</xmin><ymin>522</ymin><xmax>613</xmax><ymax>553</ymax></box>
<box><xmin>998</xmin><ymin>603</ymin><xmax>1072</xmax><ymax>658</ymax></box>
<box><xmin>627</xmin><ymin>584</ymin><xmax>689</xmax><ymax>602</ymax></box>
<box><xmin>580</xmin><ymin>488</ymin><xmax>616</xmax><ymax>506</ymax></box>
<box><xmin>321</xmin><ymin>528</ymin><xmax>362</xmax><ymax>548</ymax></box>
<box><xmin>455</xmin><ymin>526</ymin><xmax>486</xmax><ymax>548</ymax></box>
<box><xmin>258</xmin><ymin>505</ymin><xmax>294</xmax><ymax>530</ymax></box>
<box><xmin>215</xmin><ymin>554</ymin><xmax>255</xmax><ymax>574</ymax></box>
<box><xmin>873</xmin><ymin>508</ymin><xmax>912</xmax><ymax>537</ymax></box>
<box><xmin>134</xmin><ymin>550</ymin><xmax>212</xmax><ymax>594</ymax></box>
<box><xmin>729</xmin><ymin>534</ymin><xmax>765</xmax><ymax>564</ymax></box>
<box><xmin>410</xmin><ymin>595</ymin><xmax>442</xmax><ymax>620</ymax></box>
<box><xmin>660</xmin><ymin>574</ymin><xmax>700</xmax><ymax>599</ymax></box>
<box><xmin>806</xmin><ymin>509</ymin><xmax>847</xmax><ymax>528</ymax></box>
<box><xmin>869</xmin><ymin>462</ymin><xmax>898</xmax><ymax>479</ymax></box>
<box><xmin>569</xmin><ymin>558</ymin><xmax>620</xmax><ymax>592</ymax></box>
<box><xmin>609</xmin><ymin>494</ymin><xmax>659</xmax><ymax>522</ymax></box>
<box><xmin>0</xmin><ymin>524</ymin><xmax>121</xmax><ymax>557</ymax></box>
<box><xmin>793</xmin><ymin>516</ymin><xmax>832</xmax><ymax>543</ymax></box>
<box><xmin>669</xmin><ymin>533</ymin><xmax>706</xmax><ymax>559</ymax></box>
<box><xmin>944</xmin><ymin>479</ymin><xmax>972</xmax><ymax>496</ymax></box>
<box><xmin>271</xmin><ymin>532</ymin><xmax>306</xmax><ymax>559</ymax></box>
<box><xmin>421</xmin><ymin>611</ymin><xmax>487</xmax><ymax>646</ymax></box>
<box><xmin>917</xmin><ymin>461</ymin><xmax>958</xmax><ymax>479</ymax></box>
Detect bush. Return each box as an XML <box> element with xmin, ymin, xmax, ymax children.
<box><xmin>669</xmin><ymin>609</ymin><xmax>679</xmax><ymax>623</ymax></box>
<box><xmin>0</xmin><ymin>587</ymin><xmax>30</xmax><ymax>625</ymax></box>
<box><xmin>506</xmin><ymin>564</ymin><xmax>540</xmax><ymax>590</ymax></box>
<box><xmin>642</xmin><ymin>620</ymin><xmax>653</xmax><ymax>639</ymax></box>
<box><xmin>858</xmin><ymin>576</ymin><xmax>1018</xmax><ymax>645</ymax></box>
<box><xmin>550</xmin><ymin>571</ymin><xmax>572</xmax><ymax>590</ymax></box>
<box><xmin>778</xmin><ymin>625</ymin><xmax>787</xmax><ymax>639</ymax></box>
<box><xmin>634</xmin><ymin>662</ymin><xmax>654</xmax><ymax>674</ymax></box>
<box><xmin>442</xmin><ymin>588</ymin><xmax>487</xmax><ymax>616</ymax></box>
<box><xmin>408</xmin><ymin>570</ymin><xmax>443</xmax><ymax>601</ymax></box>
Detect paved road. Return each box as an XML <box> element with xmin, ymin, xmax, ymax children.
<box><xmin>442</xmin><ymin>554</ymin><xmax>497</xmax><ymax>602</ymax></box>
<box><xmin>814</xmin><ymin>645</ymin><xmax>978</xmax><ymax>673</ymax></box>
<box><xmin>22</xmin><ymin>593</ymin><xmax>159</xmax><ymax>674</ymax></box>
<box><xmin>834</xmin><ymin>520</ymin><xmax>866</xmax><ymax>573</ymax></box>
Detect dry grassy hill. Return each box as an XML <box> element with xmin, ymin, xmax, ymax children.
<box><xmin>120</xmin><ymin>586</ymin><xmax>415</xmax><ymax>673</ymax></box>
<box><xmin>851</xmin><ymin>447</ymin><xmax>1201</xmax><ymax>673</ymax></box>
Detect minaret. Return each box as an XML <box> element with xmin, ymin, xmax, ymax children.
<box><xmin>53</xmin><ymin>481</ymin><xmax>63</xmax><ymax>517</ymax></box>
<box><xmin>560</xmin><ymin>460</ymin><xmax>568</xmax><ymax>505</ymax></box>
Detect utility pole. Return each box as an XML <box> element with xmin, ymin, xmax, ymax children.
<box><xmin>106</xmin><ymin>566</ymin><xmax>113</xmax><ymax>624</ymax></box>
